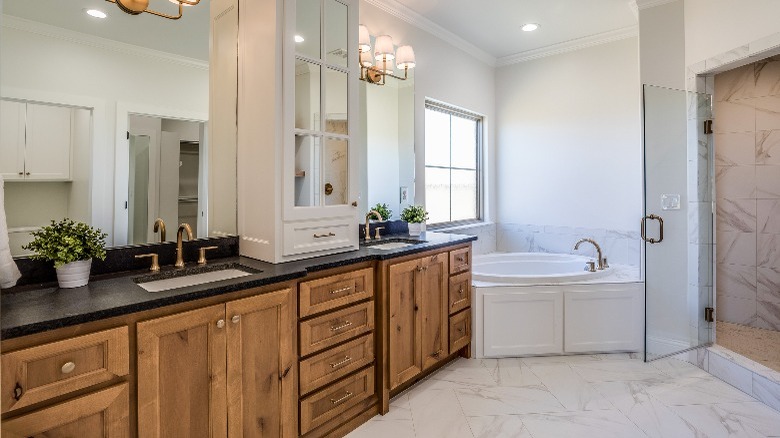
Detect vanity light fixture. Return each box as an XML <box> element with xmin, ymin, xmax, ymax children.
<box><xmin>358</xmin><ymin>25</ymin><xmax>415</xmax><ymax>86</ymax></box>
<box><xmin>105</xmin><ymin>0</ymin><xmax>200</xmax><ymax>20</ymax></box>
<box><xmin>521</xmin><ymin>23</ymin><xmax>540</xmax><ymax>32</ymax></box>
<box><xmin>85</xmin><ymin>9</ymin><xmax>108</xmax><ymax>18</ymax></box>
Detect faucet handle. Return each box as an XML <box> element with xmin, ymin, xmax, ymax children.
<box><xmin>198</xmin><ymin>246</ymin><xmax>219</xmax><ymax>265</ymax></box>
<box><xmin>374</xmin><ymin>227</ymin><xmax>385</xmax><ymax>240</ymax></box>
<box><xmin>584</xmin><ymin>261</ymin><xmax>596</xmax><ymax>273</ymax></box>
<box><xmin>602</xmin><ymin>257</ymin><xmax>609</xmax><ymax>269</ymax></box>
<box><xmin>136</xmin><ymin>253</ymin><xmax>160</xmax><ymax>272</ymax></box>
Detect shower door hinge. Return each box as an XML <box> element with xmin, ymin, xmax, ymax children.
<box><xmin>704</xmin><ymin>307</ymin><xmax>714</xmax><ymax>323</ymax></box>
<box><xmin>703</xmin><ymin>120</ymin><xmax>713</xmax><ymax>134</ymax></box>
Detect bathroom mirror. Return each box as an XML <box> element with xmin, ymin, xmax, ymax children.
<box><xmin>1</xmin><ymin>0</ymin><xmax>238</xmax><ymax>255</ymax></box>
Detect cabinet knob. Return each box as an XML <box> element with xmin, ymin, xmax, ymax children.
<box><xmin>25</xmin><ymin>172</ymin><xmax>30</xmax><ymax>176</ymax></box>
<box><xmin>231</xmin><ymin>315</ymin><xmax>240</xmax><ymax>324</ymax></box>
<box><xmin>216</xmin><ymin>319</ymin><xmax>225</xmax><ymax>329</ymax></box>
<box><xmin>61</xmin><ymin>362</ymin><xmax>76</xmax><ymax>374</ymax></box>
<box><xmin>351</xmin><ymin>201</ymin><xmax>358</xmax><ymax>207</ymax></box>
<box><xmin>18</xmin><ymin>172</ymin><xmax>23</xmax><ymax>176</ymax></box>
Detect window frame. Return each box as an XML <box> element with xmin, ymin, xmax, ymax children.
<box><xmin>423</xmin><ymin>99</ymin><xmax>484</xmax><ymax>229</ymax></box>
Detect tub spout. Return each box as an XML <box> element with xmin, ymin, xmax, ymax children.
<box><xmin>574</xmin><ymin>238</ymin><xmax>606</xmax><ymax>270</ymax></box>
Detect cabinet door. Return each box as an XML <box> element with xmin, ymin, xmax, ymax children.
<box><xmin>137</xmin><ymin>304</ymin><xmax>227</xmax><ymax>438</ymax></box>
<box><xmin>1</xmin><ymin>383</ymin><xmax>129</xmax><ymax>438</ymax></box>
<box><xmin>24</xmin><ymin>103</ymin><xmax>72</xmax><ymax>180</ymax></box>
<box><xmin>419</xmin><ymin>253</ymin><xmax>449</xmax><ymax>370</ymax></box>
<box><xmin>388</xmin><ymin>258</ymin><xmax>422</xmax><ymax>390</ymax></box>
<box><xmin>0</xmin><ymin>100</ymin><xmax>25</xmax><ymax>180</ymax></box>
<box><xmin>225</xmin><ymin>288</ymin><xmax>296</xmax><ymax>438</ymax></box>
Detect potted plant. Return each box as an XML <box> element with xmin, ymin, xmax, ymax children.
<box><xmin>400</xmin><ymin>205</ymin><xmax>429</xmax><ymax>236</ymax></box>
<box><xmin>23</xmin><ymin>219</ymin><xmax>108</xmax><ymax>288</ymax></box>
<box><xmin>371</xmin><ymin>203</ymin><xmax>392</xmax><ymax>221</ymax></box>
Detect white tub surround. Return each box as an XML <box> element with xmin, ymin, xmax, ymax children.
<box><xmin>472</xmin><ymin>253</ymin><xmax>643</xmax><ymax>359</ymax></box>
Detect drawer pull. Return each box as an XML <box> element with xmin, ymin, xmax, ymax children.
<box><xmin>330</xmin><ymin>391</ymin><xmax>353</xmax><ymax>405</ymax></box>
<box><xmin>231</xmin><ymin>315</ymin><xmax>241</xmax><ymax>324</ymax></box>
<box><xmin>13</xmin><ymin>383</ymin><xmax>23</xmax><ymax>401</ymax></box>
<box><xmin>314</xmin><ymin>232</ymin><xmax>336</xmax><ymax>239</ymax></box>
<box><xmin>456</xmin><ymin>256</ymin><xmax>466</xmax><ymax>262</ymax></box>
<box><xmin>330</xmin><ymin>320</ymin><xmax>353</xmax><ymax>332</ymax></box>
<box><xmin>330</xmin><ymin>286</ymin><xmax>352</xmax><ymax>295</ymax></box>
<box><xmin>451</xmin><ymin>298</ymin><xmax>468</xmax><ymax>307</ymax></box>
<box><xmin>431</xmin><ymin>349</ymin><xmax>443</xmax><ymax>358</ymax></box>
<box><xmin>216</xmin><ymin>319</ymin><xmax>225</xmax><ymax>329</ymax></box>
<box><xmin>329</xmin><ymin>356</ymin><xmax>353</xmax><ymax>368</ymax></box>
<box><xmin>61</xmin><ymin>362</ymin><xmax>76</xmax><ymax>374</ymax></box>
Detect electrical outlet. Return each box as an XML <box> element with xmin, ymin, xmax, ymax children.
<box><xmin>400</xmin><ymin>186</ymin><xmax>408</xmax><ymax>202</ymax></box>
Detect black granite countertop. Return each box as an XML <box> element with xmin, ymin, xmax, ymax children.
<box><xmin>1</xmin><ymin>232</ymin><xmax>475</xmax><ymax>340</ymax></box>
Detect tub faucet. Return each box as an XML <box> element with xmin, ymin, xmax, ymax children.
<box><xmin>175</xmin><ymin>223</ymin><xmax>193</xmax><ymax>268</ymax></box>
<box><xmin>574</xmin><ymin>238</ymin><xmax>606</xmax><ymax>270</ymax></box>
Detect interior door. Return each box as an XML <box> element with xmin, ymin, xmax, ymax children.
<box><xmin>643</xmin><ymin>85</ymin><xmax>714</xmax><ymax>361</ymax></box>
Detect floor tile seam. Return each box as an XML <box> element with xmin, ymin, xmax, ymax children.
<box><xmin>465</xmin><ymin>414</ymin><xmax>540</xmax><ymax>438</ymax></box>
<box><xmin>450</xmin><ymin>386</ymin><xmax>477</xmax><ymax>437</ymax></box>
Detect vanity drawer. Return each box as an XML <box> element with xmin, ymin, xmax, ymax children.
<box><xmin>283</xmin><ymin>219</ymin><xmax>357</xmax><ymax>257</ymax></box>
<box><xmin>449</xmin><ymin>246</ymin><xmax>471</xmax><ymax>274</ymax></box>
<box><xmin>449</xmin><ymin>310</ymin><xmax>471</xmax><ymax>354</ymax></box>
<box><xmin>449</xmin><ymin>272</ymin><xmax>472</xmax><ymax>315</ymax></box>
<box><xmin>299</xmin><ymin>334</ymin><xmax>374</xmax><ymax>395</ymax></box>
<box><xmin>300</xmin><ymin>301</ymin><xmax>375</xmax><ymax>357</ymax></box>
<box><xmin>299</xmin><ymin>267</ymin><xmax>374</xmax><ymax>318</ymax></box>
<box><xmin>300</xmin><ymin>367</ymin><xmax>375</xmax><ymax>435</ymax></box>
<box><xmin>1</xmin><ymin>326</ymin><xmax>129</xmax><ymax>413</ymax></box>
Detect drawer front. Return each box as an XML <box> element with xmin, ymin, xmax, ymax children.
<box><xmin>299</xmin><ymin>267</ymin><xmax>374</xmax><ymax>318</ymax></box>
<box><xmin>300</xmin><ymin>368</ymin><xmax>375</xmax><ymax>435</ymax></box>
<box><xmin>300</xmin><ymin>301</ymin><xmax>375</xmax><ymax>357</ymax></box>
<box><xmin>1</xmin><ymin>326</ymin><xmax>129</xmax><ymax>413</ymax></box>
<box><xmin>449</xmin><ymin>247</ymin><xmax>471</xmax><ymax>275</ymax></box>
<box><xmin>299</xmin><ymin>334</ymin><xmax>374</xmax><ymax>395</ymax></box>
<box><xmin>449</xmin><ymin>272</ymin><xmax>472</xmax><ymax>315</ymax></box>
<box><xmin>283</xmin><ymin>219</ymin><xmax>357</xmax><ymax>256</ymax></box>
<box><xmin>449</xmin><ymin>310</ymin><xmax>471</xmax><ymax>354</ymax></box>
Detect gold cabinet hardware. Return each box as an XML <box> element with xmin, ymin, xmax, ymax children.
<box><xmin>216</xmin><ymin>319</ymin><xmax>225</xmax><ymax>329</ymax></box>
<box><xmin>231</xmin><ymin>315</ymin><xmax>240</xmax><ymax>324</ymax></box>
<box><xmin>197</xmin><ymin>245</ymin><xmax>219</xmax><ymax>265</ymax></box>
<box><xmin>314</xmin><ymin>232</ymin><xmax>336</xmax><ymax>238</ymax></box>
<box><xmin>431</xmin><ymin>349</ymin><xmax>442</xmax><ymax>357</ymax></box>
<box><xmin>330</xmin><ymin>320</ymin><xmax>353</xmax><ymax>332</ymax></box>
<box><xmin>451</xmin><ymin>298</ymin><xmax>468</xmax><ymax>307</ymax></box>
<box><xmin>324</xmin><ymin>183</ymin><xmax>334</xmax><ymax>195</ymax></box>
<box><xmin>13</xmin><ymin>383</ymin><xmax>22</xmax><ymax>401</ymax></box>
<box><xmin>330</xmin><ymin>391</ymin><xmax>353</xmax><ymax>405</ymax></box>
<box><xmin>329</xmin><ymin>356</ymin><xmax>352</xmax><ymax>368</ymax></box>
<box><xmin>61</xmin><ymin>362</ymin><xmax>76</xmax><ymax>374</ymax></box>
<box><xmin>135</xmin><ymin>253</ymin><xmax>160</xmax><ymax>272</ymax></box>
<box><xmin>330</xmin><ymin>286</ymin><xmax>352</xmax><ymax>295</ymax></box>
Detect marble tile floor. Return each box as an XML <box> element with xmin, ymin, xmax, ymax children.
<box><xmin>347</xmin><ymin>353</ymin><xmax>780</xmax><ymax>438</ymax></box>
<box><xmin>718</xmin><ymin>321</ymin><xmax>780</xmax><ymax>373</ymax></box>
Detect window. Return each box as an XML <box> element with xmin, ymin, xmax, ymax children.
<box><xmin>424</xmin><ymin>100</ymin><xmax>482</xmax><ymax>225</ymax></box>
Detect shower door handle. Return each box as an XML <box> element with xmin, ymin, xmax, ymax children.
<box><xmin>641</xmin><ymin>214</ymin><xmax>664</xmax><ymax>244</ymax></box>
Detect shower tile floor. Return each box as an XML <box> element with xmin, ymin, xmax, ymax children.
<box><xmin>717</xmin><ymin>321</ymin><xmax>780</xmax><ymax>373</ymax></box>
<box><xmin>347</xmin><ymin>353</ymin><xmax>780</xmax><ymax>438</ymax></box>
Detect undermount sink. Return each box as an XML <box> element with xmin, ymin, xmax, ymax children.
<box><xmin>363</xmin><ymin>237</ymin><xmax>427</xmax><ymax>251</ymax></box>
<box><xmin>369</xmin><ymin>242</ymin><xmax>415</xmax><ymax>250</ymax></box>
<box><xmin>135</xmin><ymin>263</ymin><xmax>260</xmax><ymax>293</ymax></box>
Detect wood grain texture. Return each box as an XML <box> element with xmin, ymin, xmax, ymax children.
<box><xmin>449</xmin><ymin>246</ymin><xmax>471</xmax><ymax>275</ymax></box>
<box><xmin>299</xmin><ymin>334</ymin><xmax>374</xmax><ymax>396</ymax></box>
<box><xmin>420</xmin><ymin>254</ymin><xmax>449</xmax><ymax>371</ymax></box>
<box><xmin>299</xmin><ymin>267</ymin><xmax>374</xmax><ymax>317</ymax></box>
<box><xmin>1</xmin><ymin>326</ymin><xmax>129</xmax><ymax>414</ymax></box>
<box><xmin>388</xmin><ymin>257</ymin><xmax>422</xmax><ymax>390</ymax></box>
<box><xmin>299</xmin><ymin>301</ymin><xmax>375</xmax><ymax>357</ymax></box>
<box><xmin>1</xmin><ymin>383</ymin><xmax>129</xmax><ymax>438</ymax></box>
<box><xmin>449</xmin><ymin>309</ymin><xmax>471</xmax><ymax>354</ymax></box>
<box><xmin>448</xmin><ymin>272</ymin><xmax>472</xmax><ymax>315</ymax></box>
<box><xmin>299</xmin><ymin>367</ymin><xmax>375</xmax><ymax>435</ymax></box>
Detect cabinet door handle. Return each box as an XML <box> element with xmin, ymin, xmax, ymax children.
<box><xmin>330</xmin><ymin>286</ymin><xmax>352</xmax><ymax>295</ymax></box>
<box><xmin>231</xmin><ymin>315</ymin><xmax>240</xmax><ymax>324</ymax></box>
<box><xmin>314</xmin><ymin>232</ymin><xmax>336</xmax><ymax>238</ymax></box>
<box><xmin>451</xmin><ymin>298</ymin><xmax>468</xmax><ymax>307</ymax></box>
<box><xmin>329</xmin><ymin>356</ymin><xmax>352</xmax><ymax>368</ymax></box>
<box><xmin>61</xmin><ymin>362</ymin><xmax>76</xmax><ymax>374</ymax></box>
<box><xmin>216</xmin><ymin>319</ymin><xmax>225</xmax><ymax>329</ymax></box>
<box><xmin>431</xmin><ymin>349</ymin><xmax>442</xmax><ymax>358</ymax></box>
<box><xmin>330</xmin><ymin>391</ymin><xmax>353</xmax><ymax>405</ymax></box>
<box><xmin>330</xmin><ymin>320</ymin><xmax>353</xmax><ymax>331</ymax></box>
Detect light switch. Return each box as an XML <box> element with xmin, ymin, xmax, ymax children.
<box><xmin>661</xmin><ymin>194</ymin><xmax>681</xmax><ymax>210</ymax></box>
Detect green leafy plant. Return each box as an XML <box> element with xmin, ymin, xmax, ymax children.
<box><xmin>400</xmin><ymin>205</ymin><xmax>429</xmax><ymax>224</ymax></box>
<box><xmin>23</xmin><ymin>219</ymin><xmax>108</xmax><ymax>268</ymax></box>
<box><xmin>371</xmin><ymin>203</ymin><xmax>392</xmax><ymax>221</ymax></box>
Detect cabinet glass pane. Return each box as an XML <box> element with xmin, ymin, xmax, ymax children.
<box><xmin>322</xmin><ymin>137</ymin><xmax>348</xmax><ymax>205</ymax></box>
<box><xmin>295</xmin><ymin>60</ymin><xmax>321</xmax><ymax>131</ymax></box>
<box><xmin>296</xmin><ymin>0</ymin><xmax>320</xmax><ymax>60</ymax></box>
<box><xmin>295</xmin><ymin>134</ymin><xmax>321</xmax><ymax>207</ymax></box>
<box><xmin>324</xmin><ymin>68</ymin><xmax>348</xmax><ymax>134</ymax></box>
<box><xmin>324</xmin><ymin>0</ymin><xmax>348</xmax><ymax>68</ymax></box>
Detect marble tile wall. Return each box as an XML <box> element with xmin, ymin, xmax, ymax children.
<box><xmin>438</xmin><ymin>222</ymin><xmax>497</xmax><ymax>255</ymax></box>
<box><xmin>714</xmin><ymin>56</ymin><xmax>780</xmax><ymax>332</ymax></box>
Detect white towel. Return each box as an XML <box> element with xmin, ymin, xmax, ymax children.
<box><xmin>0</xmin><ymin>175</ymin><xmax>21</xmax><ymax>289</ymax></box>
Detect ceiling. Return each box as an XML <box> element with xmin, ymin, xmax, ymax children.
<box><xmin>389</xmin><ymin>0</ymin><xmax>638</xmax><ymax>60</ymax></box>
<box><xmin>2</xmin><ymin>0</ymin><xmax>209</xmax><ymax>61</ymax></box>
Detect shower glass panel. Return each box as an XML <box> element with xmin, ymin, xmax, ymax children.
<box><xmin>643</xmin><ymin>85</ymin><xmax>714</xmax><ymax>361</ymax></box>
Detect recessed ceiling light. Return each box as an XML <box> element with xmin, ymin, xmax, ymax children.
<box><xmin>521</xmin><ymin>23</ymin><xmax>540</xmax><ymax>32</ymax></box>
<box><xmin>85</xmin><ymin>9</ymin><xmax>107</xmax><ymax>18</ymax></box>
<box><xmin>294</xmin><ymin>35</ymin><xmax>305</xmax><ymax>43</ymax></box>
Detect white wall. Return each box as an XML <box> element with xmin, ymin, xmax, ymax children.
<box><xmin>495</xmin><ymin>38</ymin><xmax>641</xmax><ymax>232</ymax></box>
<box><xmin>366</xmin><ymin>82</ymin><xmax>400</xmax><ymax>216</ymax></box>
<box><xmin>639</xmin><ymin>0</ymin><xmax>686</xmax><ymax>88</ymax></box>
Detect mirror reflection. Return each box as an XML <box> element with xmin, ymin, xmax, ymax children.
<box><xmin>0</xmin><ymin>0</ymin><xmax>238</xmax><ymax>256</ymax></box>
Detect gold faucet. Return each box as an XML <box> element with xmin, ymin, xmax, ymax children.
<box><xmin>175</xmin><ymin>223</ymin><xmax>193</xmax><ymax>268</ymax></box>
<box><xmin>574</xmin><ymin>238</ymin><xmax>606</xmax><ymax>270</ymax></box>
<box><xmin>153</xmin><ymin>218</ymin><xmax>166</xmax><ymax>242</ymax></box>
<box><xmin>364</xmin><ymin>210</ymin><xmax>382</xmax><ymax>241</ymax></box>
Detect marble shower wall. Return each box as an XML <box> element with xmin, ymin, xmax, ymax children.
<box><xmin>714</xmin><ymin>56</ymin><xmax>780</xmax><ymax>331</ymax></box>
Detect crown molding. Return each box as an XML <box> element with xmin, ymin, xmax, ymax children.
<box><xmin>361</xmin><ymin>0</ymin><xmax>497</xmax><ymax>66</ymax></box>
<box><xmin>496</xmin><ymin>25</ymin><xmax>638</xmax><ymax>67</ymax></box>
<box><xmin>634</xmin><ymin>0</ymin><xmax>680</xmax><ymax>10</ymax></box>
<box><xmin>1</xmin><ymin>15</ymin><xmax>209</xmax><ymax>70</ymax></box>
<box><xmin>627</xmin><ymin>1</ymin><xmax>639</xmax><ymax>20</ymax></box>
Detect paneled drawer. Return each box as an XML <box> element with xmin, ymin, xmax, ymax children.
<box><xmin>1</xmin><ymin>326</ymin><xmax>129</xmax><ymax>413</ymax></box>
<box><xmin>449</xmin><ymin>310</ymin><xmax>471</xmax><ymax>354</ymax></box>
<box><xmin>300</xmin><ymin>301</ymin><xmax>375</xmax><ymax>357</ymax></box>
<box><xmin>449</xmin><ymin>246</ymin><xmax>471</xmax><ymax>275</ymax></box>
<box><xmin>300</xmin><ymin>367</ymin><xmax>375</xmax><ymax>435</ymax></box>
<box><xmin>283</xmin><ymin>219</ymin><xmax>357</xmax><ymax>257</ymax></box>
<box><xmin>449</xmin><ymin>272</ymin><xmax>472</xmax><ymax>315</ymax></box>
<box><xmin>299</xmin><ymin>267</ymin><xmax>374</xmax><ymax>318</ymax></box>
<box><xmin>299</xmin><ymin>334</ymin><xmax>374</xmax><ymax>395</ymax></box>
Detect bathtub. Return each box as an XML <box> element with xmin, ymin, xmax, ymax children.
<box><xmin>471</xmin><ymin>252</ymin><xmax>643</xmax><ymax>358</ymax></box>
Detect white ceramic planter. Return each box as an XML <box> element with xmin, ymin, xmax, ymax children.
<box><xmin>56</xmin><ymin>259</ymin><xmax>92</xmax><ymax>288</ymax></box>
<box><xmin>407</xmin><ymin>222</ymin><xmax>426</xmax><ymax>236</ymax></box>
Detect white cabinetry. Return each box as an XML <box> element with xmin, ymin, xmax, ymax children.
<box><xmin>0</xmin><ymin>100</ymin><xmax>72</xmax><ymax>181</ymax></box>
<box><xmin>482</xmin><ymin>289</ymin><xmax>563</xmax><ymax>356</ymax></box>
<box><xmin>564</xmin><ymin>285</ymin><xmax>644</xmax><ymax>353</ymax></box>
